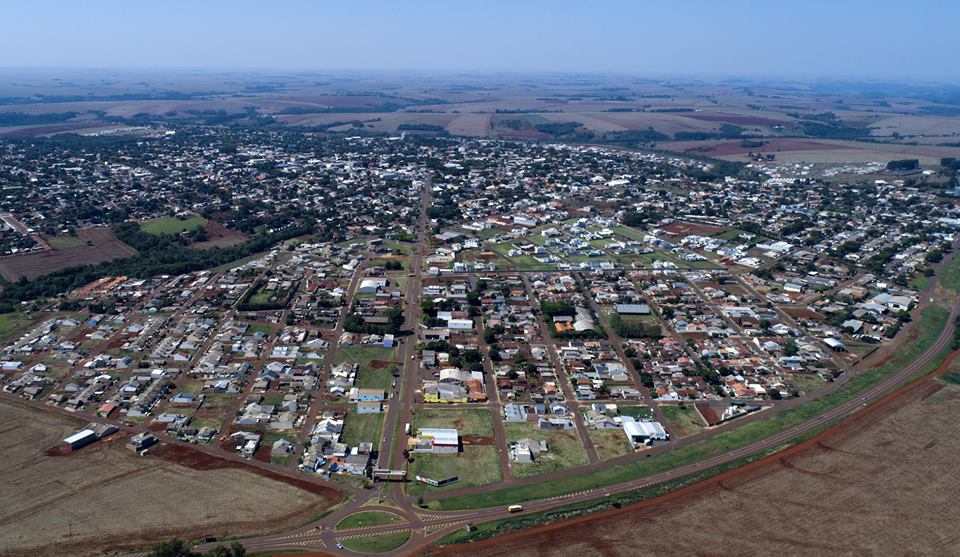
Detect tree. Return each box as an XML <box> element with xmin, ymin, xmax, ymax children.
<box><xmin>148</xmin><ymin>539</ymin><xmax>197</xmax><ymax>557</ymax></box>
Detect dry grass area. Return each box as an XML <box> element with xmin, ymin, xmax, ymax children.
<box><xmin>454</xmin><ymin>379</ymin><xmax>960</xmax><ymax>557</ymax></box>
<box><xmin>0</xmin><ymin>400</ymin><xmax>340</xmax><ymax>557</ymax></box>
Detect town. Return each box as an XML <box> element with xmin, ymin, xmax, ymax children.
<box><xmin>1</xmin><ymin>128</ymin><xmax>957</xmax><ymax>554</ymax></box>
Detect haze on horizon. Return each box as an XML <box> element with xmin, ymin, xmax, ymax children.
<box><xmin>2</xmin><ymin>0</ymin><xmax>958</xmax><ymax>82</ymax></box>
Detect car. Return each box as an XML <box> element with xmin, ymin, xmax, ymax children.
<box><xmin>336</xmin><ymin>542</ymin><xmax>344</xmax><ymax>549</ymax></box>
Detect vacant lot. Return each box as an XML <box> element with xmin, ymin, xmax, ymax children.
<box><xmin>659</xmin><ymin>404</ymin><xmax>706</xmax><ymax>439</ymax></box>
<box><xmin>441</xmin><ymin>379</ymin><xmax>960</xmax><ymax>557</ymax></box>
<box><xmin>140</xmin><ymin>215</ymin><xmax>206</xmax><ymax>235</ymax></box>
<box><xmin>412</xmin><ymin>407</ymin><xmax>494</xmax><ymax>437</ymax></box>
<box><xmin>0</xmin><ymin>399</ymin><xmax>340</xmax><ymax>557</ymax></box>
<box><xmin>409</xmin><ymin>446</ymin><xmax>501</xmax><ymax>495</ymax></box>
<box><xmin>504</xmin><ymin>422</ymin><xmax>588</xmax><ymax>478</ymax></box>
<box><xmin>189</xmin><ymin>220</ymin><xmax>248</xmax><ymax>249</ymax></box>
<box><xmin>0</xmin><ymin>227</ymin><xmax>137</xmax><ymax>281</ymax></box>
<box><xmin>335</xmin><ymin>345</ymin><xmax>397</xmax><ymax>389</ymax></box>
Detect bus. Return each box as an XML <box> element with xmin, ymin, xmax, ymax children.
<box><xmin>507</xmin><ymin>505</ymin><xmax>523</xmax><ymax>513</ymax></box>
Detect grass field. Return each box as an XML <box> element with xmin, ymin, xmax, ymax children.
<box><xmin>586</xmin><ymin>428</ymin><xmax>634</xmax><ymax>460</ymax></box>
<box><xmin>0</xmin><ymin>311</ymin><xmax>31</xmax><ymax>342</ymax></box>
<box><xmin>618</xmin><ymin>405</ymin><xmax>654</xmax><ymax>420</ymax></box>
<box><xmin>43</xmin><ymin>234</ymin><xmax>86</xmax><ymax>249</ymax></box>
<box><xmin>448</xmin><ymin>376</ymin><xmax>960</xmax><ymax>554</ymax></box>
<box><xmin>659</xmin><ymin>404</ymin><xmax>706</xmax><ymax>438</ymax></box>
<box><xmin>336</xmin><ymin>510</ymin><xmax>402</xmax><ymax>530</ymax></box>
<box><xmin>340</xmin><ymin>408</ymin><xmax>384</xmax><ymax>446</ymax></box>
<box><xmin>409</xmin><ymin>446</ymin><xmax>501</xmax><ymax>494</ymax></box>
<box><xmin>504</xmin><ymin>422</ymin><xmax>588</xmax><ymax>478</ymax></box>
<box><xmin>335</xmin><ymin>345</ymin><xmax>396</xmax><ymax>390</ymax></box>
<box><xmin>412</xmin><ymin>407</ymin><xmax>494</xmax><ymax>436</ymax></box>
<box><xmin>140</xmin><ymin>215</ymin><xmax>206</xmax><ymax>235</ymax></box>
<box><xmin>424</xmin><ymin>304</ymin><xmax>950</xmax><ymax>510</ymax></box>
<box><xmin>341</xmin><ymin>530</ymin><xmax>410</xmax><ymax>553</ymax></box>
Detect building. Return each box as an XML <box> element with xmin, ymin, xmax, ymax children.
<box><xmin>623</xmin><ymin>420</ymin><xmax>669</xmax><ymax>445</ymax></box>
<box><xmin>614</xmin><ymin>303</ymin><xmax>651</xmax><ymax>315</ymax></box>
<box><xmin>349</xmin><ymin>387</ymin><xmax>386</xmax><ymax>402</ymax></box>
<box><xmin>357</xmin><ymin>401</ymin><xmax>383</xmax><ymax>414</ymax></box>
<box><xmin>409</xmin><ymin>428</ymin><xmax>459</xmax><ymax>454</ymax></box>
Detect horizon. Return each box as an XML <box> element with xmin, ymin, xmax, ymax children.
<box><xmin>2</xmin><ymin>0</ymin><xmax>958</xmax><ymax>82</ymax></box>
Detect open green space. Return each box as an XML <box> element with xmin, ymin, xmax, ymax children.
<box><xmin>424</xmin><ymin>304</ymin><xmax>950</xmax><ymax>510</ymax></box>
<box><xmin>0</xmin><ymin>312</ymin><xmax>31</xmax><ymax>342</ymax></box>
<box><xmin>335</xmin><ymin>345</ymin><xmax>396</xmax><ymax>389</ymax></box>
<box><xmin>586</xmin><ymin>428</ymin><xmax>634</xmax><ymax>460</ymax></box>
<box><xmin>436</xmin><ymin>423</ymin><xmax>831</xmax><ymax>546</ymax></box>
<box><xmin>408</xmin><ymin>445</ymin><xmax>501</xmax><ymax>495</ymax></box>
<box><xmin>412</xmin><ymin>407</ymin><xmax>494</xmax><ymax>436</ymax></box>
<box><xmin>504</xmin><ymin>422</ymin><xmax>588</xmax><ymax>478</ymax></box>
<box><xmin>340</xmin><ymin>530</ymin><xmax>411</xmax><ymax>553</ymax></box>
<box><xmin>340</xmin><ymin>408</ymin><xmax>384</xmax><ymax>446</ymax></box>
<box><xmin>792</xmin><ymin>373</ymin><xmax>827</xmax><ymax>395</ymax></box>
<box><xmin>336</xmin><ymin>510</ymin><xmax>403</xmax><ymax>530</ymax></box>
<box><xmin>43</xmin><ymin>234</ymin><xmax>86</xmax><ymax>249</ymax></box>
<box><xmin>659</xmin><ymin>404</ymin><xmax>706</xmax><ymax>439</ymax></box>
<box><xmin>618</xmin><ymin>405</ymin><xmax>654</xmax><ymax>420</ymax></box>
<box><xmin>938</xmin><ymin>251</ymin><xmax>960</xmax><ymax>292</ymax></box>
<box><xmin>140</xmin><ymin>215</ymin><xmax>206</xmax><ymax>235</ymax></box>
<box><xmin>610</xmin><ymin>225</ymin><xmax>647</xmax><ymax>242</ymax></box>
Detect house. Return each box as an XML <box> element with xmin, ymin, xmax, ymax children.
<box><xmin>127</xmin><ymin>432</ymin><xmax>158</xmax><ymax>451</ymax></box>
<box><xmin>509</xmin><ymin>438</ymin><xmax>547</xmax><ymax>463</ymax></box>
<box><xmin>357</xmin><ymin>401</ymin><xmax>383</xmax><ymax>414</ymax></box>
<box><xmin>349</xmin><ymin>387</ymin><xmax>385</xmax><ymax>402</ymax></box>
<box><xmin>409</xmin><ymin>428</ymin><xmax>459</xmax><ymax>453</ymax></box>
<box><xmin>272</xmin><ymin>438</ymin><xmax>294</xmax><ymax>457</ymax></box>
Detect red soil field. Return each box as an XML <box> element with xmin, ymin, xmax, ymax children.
<box><xmin>0</xmin><ymin>227</ymin><xmax>137</xmax><ymax>281</ymax></box>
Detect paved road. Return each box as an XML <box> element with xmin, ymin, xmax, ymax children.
<box><xmin>207</xmin><ymin>239</ymin><xmax>960</xmax><ymax>556</ymax></box>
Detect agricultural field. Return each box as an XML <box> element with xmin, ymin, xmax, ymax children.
<box><xmin>452</xmin><ymin>379</ymin><xmax>960</xmax><ymax>557</ymax></box>
<box><xmin>0</xmin><ymin>227</ymin><xmax>137</xmax><ymax>281</ymax></box>
<box><xmin>0</xmin><ymin>399</ymin><xmax>340</xmax><ymax>557</ymax></box>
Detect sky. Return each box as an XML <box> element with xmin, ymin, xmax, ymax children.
<box><xmin>2</xmin><ymin>0</ymin><xmax>958</xmax><ymax>81</ymax></box>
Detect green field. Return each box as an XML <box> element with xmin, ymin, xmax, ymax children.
<box><xmin>140</xmin><ymin>215</ymin><xmax>206</xmax><ymax>235</ymax></box>
<box><xmin>412</xmin><ymin>407</ymin><xmax>494</xmax><ymax>436</ymax></box>
<box><xmin>336</xmin><ymin>511</ymin><xmax>402</xmax><ymax>530</ymax></box>
<box><xmin>340</xmin><ymin>408</ymin><xmax>384</xmax><ymax>446</ymax></box>
<box><xmin>409</xmin><ymin>446</ymin><xmax>501</xmax><ymax>495</ymax></box>
<box><xmin>340</xmin><ymin>530</ymin><xmax>410</xmax><ymax>553</ymax></box>
<box><xmin>43</xmin><ymin>234</ymin><xmax>86</xmax><ymax>249</ymax></box>
<box><xmin>504</xmin><ymin>422</ymin><xmax>588</xmax><ymax>478</ymax></box>
<box><xmin>659</xmin><ymin>404</ymin><xmax>706</xmax><ymax>439</ymax></box>
<box><xmin>938</xmin><ymin>251</ymin><xmax>960</xmax><ymax>292</ymax></box>
<box><xmin>423</xmin><ymin>304</ymin><xmax>950</xmax><ymax>510</ymax></box>
<box><xmin>335</xmin><ymin>345</ymin><xmax>397</xmax><ymax>389</ymax></box>
<box><xmin>0</xmin><ymin>312</ymin><xmax>31</xmax><ymax>342</ymax></box>
<box><xmin>618</xmin><ymin>405</ymin><xmax>654</xmax><ymax>419</ymax></box>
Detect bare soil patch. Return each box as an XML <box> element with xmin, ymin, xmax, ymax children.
<box><xmin>0</xmin><ymin>227</ymin><xmax>137</xmax><ymax>281</ymax></box>
<box><xmin>432</xmin><ymin>370</ymin><xmax>960</xmax><ymax>557</ymax></box>
<box><xmin>0</xmin><ymin>399</ymin><xmax>341</xmax><ymax>557</ymax></box>
<box><xmin>188</xmin><ymin>220</ymin><xmax>249</xmax><ymax>249</ymax></box>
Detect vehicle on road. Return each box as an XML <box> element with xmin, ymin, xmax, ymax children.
<box><xmin>507</xmin><ymin>504</ymin><xmax>524</xmax><ymax>513</ymax></box>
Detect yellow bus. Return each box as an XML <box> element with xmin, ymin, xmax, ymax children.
<box><xmin>507</xmin><ymin>505</ymin><xmax>523</xmax><ymax>513</ymax></box>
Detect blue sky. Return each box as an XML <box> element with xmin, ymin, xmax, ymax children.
<box><xmin>2</xmin><ymin>0</ymin><xmax>957</xmax><ymax>80</ymax></box>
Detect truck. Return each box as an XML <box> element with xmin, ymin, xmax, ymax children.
<box><xmin>507</xmin><ymin>504</ymin><xmax>523</xmax><ymax>513</ymax></box>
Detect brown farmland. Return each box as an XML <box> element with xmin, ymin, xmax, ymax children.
<box><xmin>0</xmin><ymin>227</ymin><xmax>137</xmax><ymax>281</ymax></box>
<box><xmin>433</xmin><ymin>377</ymin><xmax>960</xmax><ymax>557</ymax></box>
<box><xmin>0</xmin><ymin>399</ymin><xmax>341</xmax><ymax>557</ymax></box>
<box><xmin>188</xmin><ymin>220</ymin><xmax>249</xmax><ymax>249</ymax></box>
